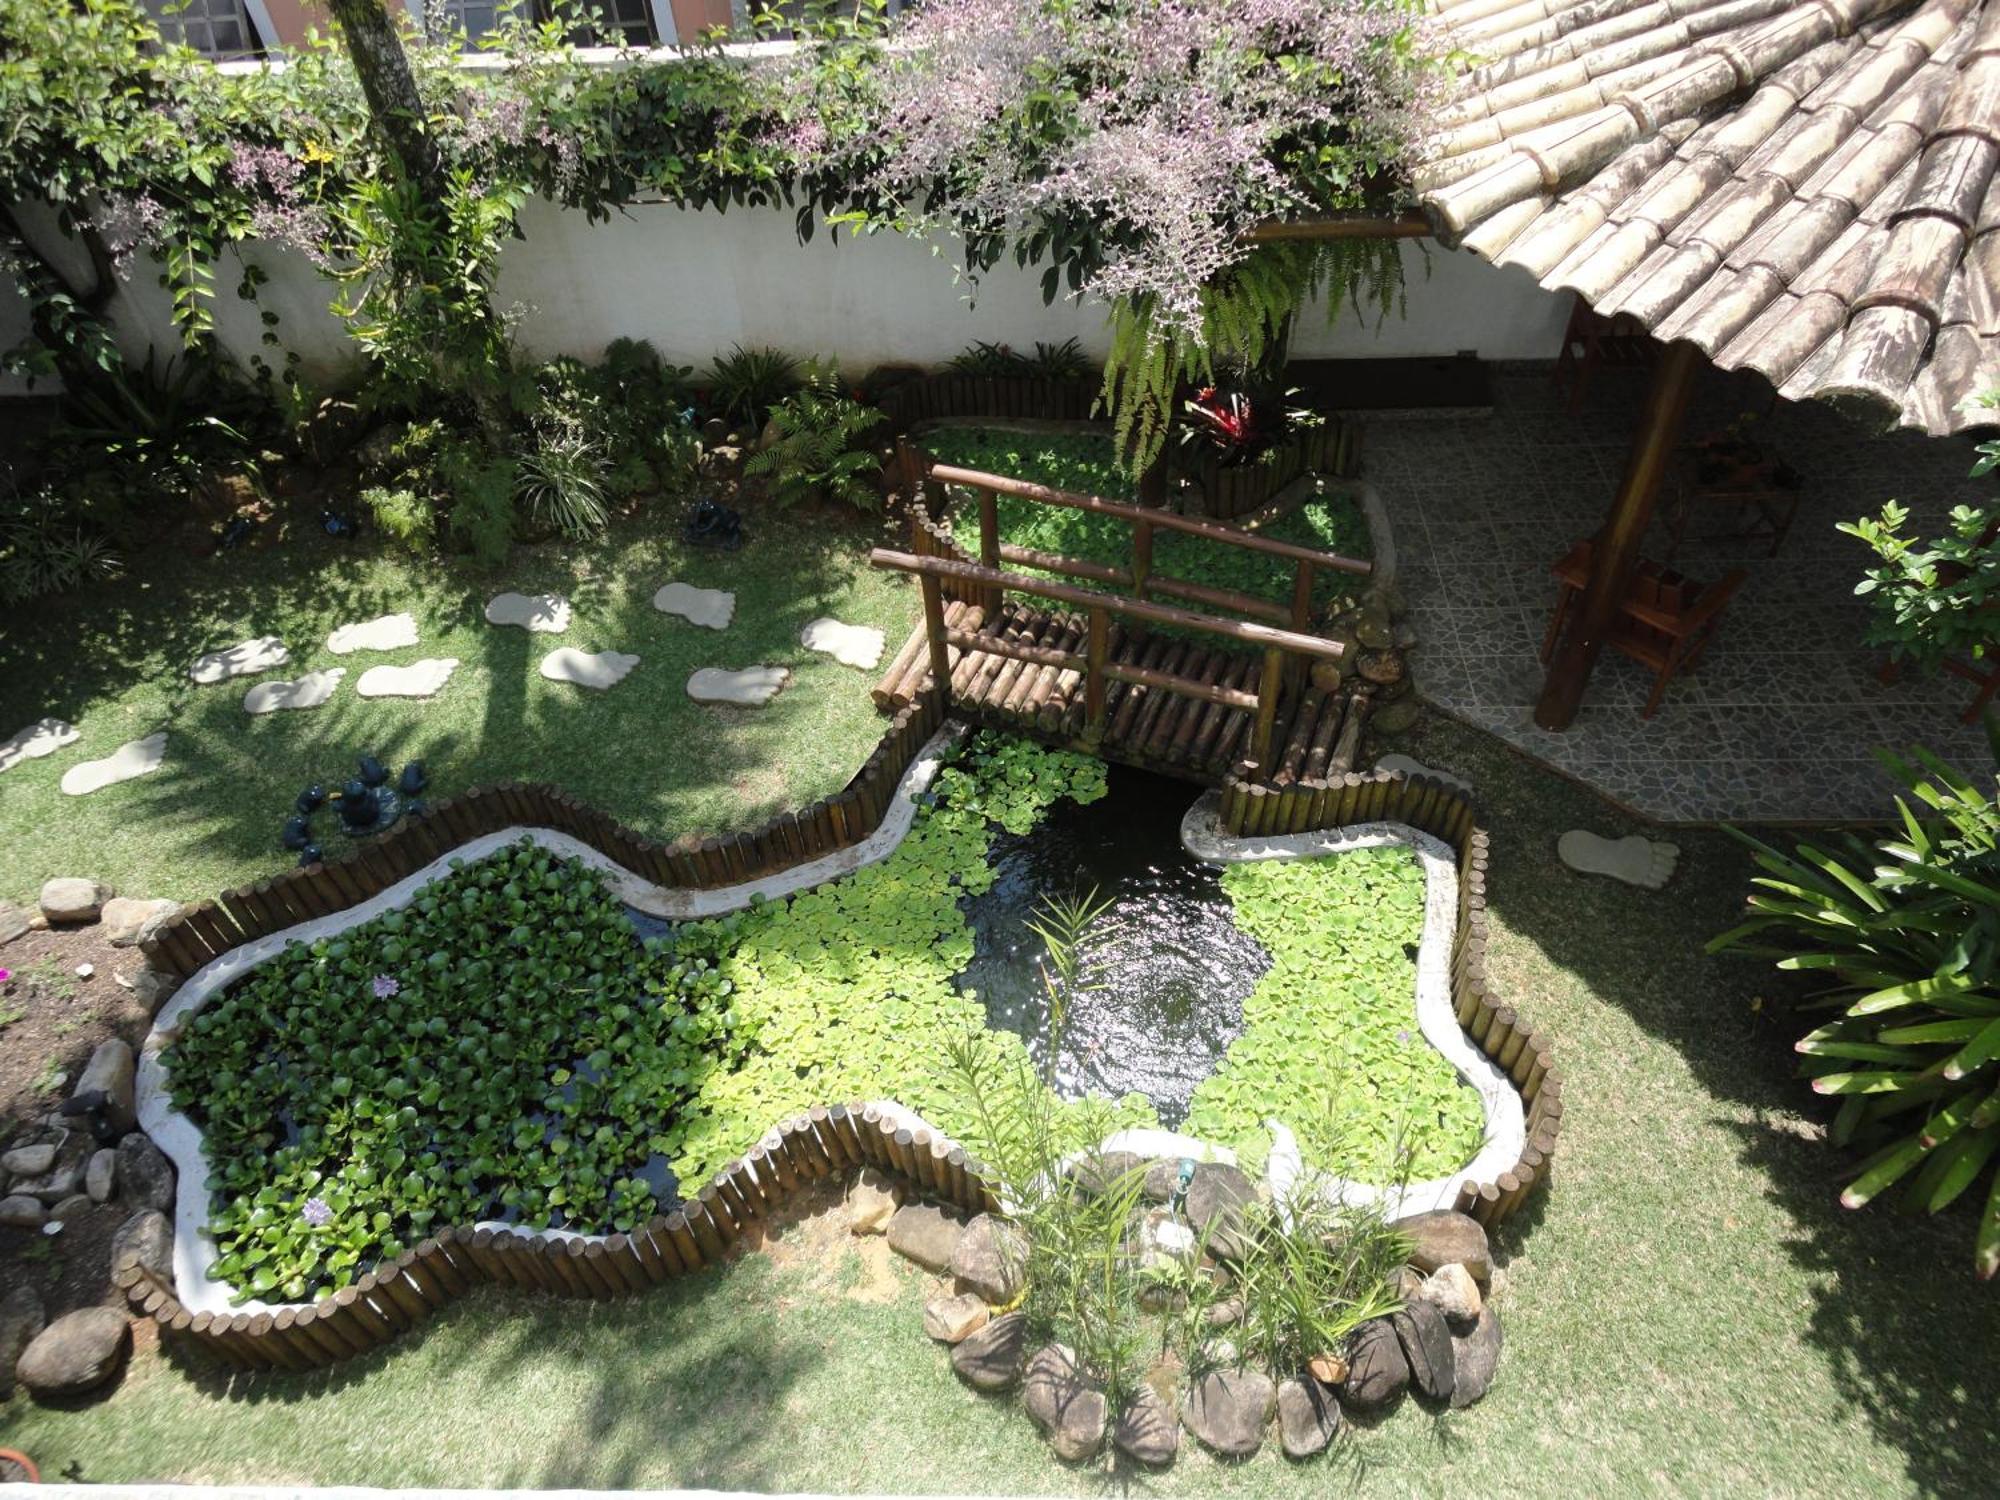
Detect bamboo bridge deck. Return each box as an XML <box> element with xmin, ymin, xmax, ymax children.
<box><xmin>874</xmin><ymin>597</ymin><xmax>1372</xmax><ymax>784</ymax></box>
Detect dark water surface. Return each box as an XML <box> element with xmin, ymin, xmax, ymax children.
<box><xmin>954</xmin><ymin>765</ymin><xmax>1269</xmax><ymax>1124</ymax></box>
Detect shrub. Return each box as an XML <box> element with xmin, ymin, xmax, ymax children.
<box><xmin>743</xmin><ymin>377</ymin><xmax>885</xmax><ymax>510</ymax></box>
<box><xmin>1712</xmin><ymin>736</ymin><xmax>2000</xmax><ymax>1275</ymax></box>
<box><xmin>705</xmin><ymin>344</ymin><xmax>800</xmax><ymax>427</ymax></box>
<box><xmin>515</xmin><ymin>423</ymin><xmax>611</xmax><ymax>537</ymax></box>
<box><xmin>0</xmin><ymin>483</ymin><xmax>123</xmax><ymax>603</ymax></box>
<box><xmin>359</xmin><ymin>485</ymin><xmax>433</xmax><ymax>552</ymax></box>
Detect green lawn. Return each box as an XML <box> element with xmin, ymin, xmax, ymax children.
<box><xmin>0</xmin><ymin>508</ymin><xmax>916</xmax><ymax>907</ymax></box>
<box><xmin>6</xmin><ymin>713</ymin><xmax>1995</xmax><ymax>1495</ymax></box>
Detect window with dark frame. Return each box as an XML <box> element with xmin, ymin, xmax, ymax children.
<box><xmin>144</xmin><ymin>0</ymin><xmax>263</xmax><ymax>58</ymax></box>
<box><xmin>435</xmin><ymin>0</ymin><xmax>659</xmax><ymax>46</ymax></box>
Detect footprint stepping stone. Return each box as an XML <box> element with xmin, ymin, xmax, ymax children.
<box><xmin>1558</xmin><ymin>830</ymin><xmax>1680</xmax><ymax>891</ymax></box>
<box><xmin>540</xmin><ymin>648</ymin><xmax>640</xmax><ymax>690</ymax></box>
<box><xmin>356</xmin><ymin>658</ymin><xmax>460</xmax><ymax>699</ymax></box>
<box><xmin>244</xmin><ymin>668</ymin><xmax>347</xmax><ymax>716</ymax></box>
<box><xmin>653</xmin><ymin>582</ymin><xmax>735</xmax><ymax>630</ymax></box>
<box><xmin>688</xmin><ymin>666</ymin><xmax>790</xmax><ymax>707</ymax></box>
<box><xmin>61</xmin><ymin>732</ymin><xmax>167</xmax><ymax>797</ymax></box>
<box><xmin>0</xmin><ymin>718</ymin><xmax>79</xmax><ymax>775</ymax></box>
<box><xmin>485</xmin><ymin>592</ymin><xmax>571</xmax><ymax>633</ymax></box>
<box><xmin>801</xmin><ymin>617</ymin><xmax>886</xmax><ymax>670</ymax></box>
<box><xmin>326</xmin><ymin>613</ymin><xmax>419</xmax><ymax>654</ymax></box>
<box><xmin>1376</xmin><ymin>753</ymin><xmax>1472</xmax><ymax>796</ymax></box>
<box><xmin>189</xmin><ymin>637</ymin><xmax>288</xmax><ymax>684</ymax></box>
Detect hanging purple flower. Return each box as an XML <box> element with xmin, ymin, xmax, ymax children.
<box><xmin>371</xmin><ymin>974</ymin><xmax>401</xmax><ymax>999</ymax></box>
<box><xmin>300</xmin><ymin>1197</ymin><xmax>332</xmax><ymax>1228</ymax></box>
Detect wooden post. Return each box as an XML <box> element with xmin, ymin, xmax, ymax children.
<box><xmin>1286</xmin><ymin>560</ymin><xmax>1314</xmax><ymax>694</ymax></box>
<box><xmin>1132</xmin><ymin>519</ymin><xmax>1154</xmax><ymax>602</ymax></box>
<box><xmin>1534</xmin><ymin>339</ymin><xmax>1701</xmax><ymax>729</ymax></box>
<box><xmin>920</xmin><ymin>572</ymin><xmax>953</xmax><ymax>712</ymax></box>
<box><xmin>977</xmin><ymin>487</ymin><xmax>1002</xmax><ymax>615</ymax></box>
<box><xmin>1251</xmin><ymin>645</ymin><xmax>1285</xmax><ymax>769</ymax></box>
<box><xmin>1083</xmin><ymin>608</ymin><xmax>1109</xmax><ymax>745</ymax></box>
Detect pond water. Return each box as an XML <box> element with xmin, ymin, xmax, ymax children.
<box><xmin>954</xmin><ymin>764</ymin><xmax>1269</xmax><ymax>1125</ymax></box>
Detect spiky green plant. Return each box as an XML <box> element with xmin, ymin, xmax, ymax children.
<box><xmin>705</xmin><ymin>344</ymin><xmax>800</xmax><ymax>426</ymax></box>
<box><xmin>1712</xmin><ymin>731</ymin><xmax>2000</xmax><ymax>1274</ymax></box>
<box><xmin>1024</xmin><ymin>885</ymin><xmax>1117</xmax><ymax>1087</ymax></box>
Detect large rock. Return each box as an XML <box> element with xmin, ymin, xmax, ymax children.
<box><xmin>887</xmin><ymin>1203</ymin><xmax>963</xmax><ymax>1273</ymax></box>
<box><xmin>15</xmin><ymin>1306</ymin><xmax>130</xmax><ymax>1398</ymax></box>
<box><xmin>0</xmin><ymin>901</ymin><xmax>29</xmax><ymax>946</ymax></box>
<box><xmin>117</xmin><ymin>1133</ymin><xmax>175</xmax><ymax>1212</ymax></box>
<box><xmin>15</xmin><ymin>1132</ymin><xmax>88</xmax><ymax>1202</ymax></box>
<box><xmin>1449</xmin><ymin>1307</ymin><xmax>1504</xmax><ymax>1409</ymax></box>
<box><xmin>1392</xmin><ymin>1298</ymin><xmax>1456</xmax><ymax>1404</ymax></box>
<box><xmin>1277</xmin><ymin>1376</ymin><xmax>1342</xmax><ymax>1458</ymax></box>
<box><xmin>950</xmin><ymin>1309</ymin><xmax>1027</xmax><ymax>1391</ymax></box>
<box><xmin>1342</xmin><ymin>1318</ymin><xmax>1409</xmax><ymax>1411</ymax></box>
<box><xmin>1419</xmin><ymin>1262</ymin><xmax>1483</xmax><ymax>1327</ymax></box>
<box><xmin>923</xmin><ymin>1292</ymin><xmax>990</xmax><ymax>1344</ymax></box>
<box><xmin>1023</xmin><ymin>1344</ymin><xmax>1107</xmax><ymax>1461</ymax></box>
<box><xmin>86</xmin><ymin>1148</ymin><xmax>117</xmax><ymax>1203</ymax></box>
<box><xmin>1184</xmin><ymin>1161</ymin><xmax>1259</xmax><ymax>1261</ymax></box>
<box><xmin>110</xmin><ymin>1208</ymin><xmax>173</xmax><ymax>1278</ymax></box>
<box><xmin>1114</xmin><ymin>1381</ymin><xmax>1179</xmax><ymax>1466</ymax></box>
<box><xmin>1182</xmin><ymin>1368</ymin><xmax>1275</xmax><ymax>1458</ymax></box>
<box><xmin>950</xmin><ymin>1213</ymin><xmax>1027</xmax><ymax>1304</ymax></box>
<box><xmin>1141</xmin><ymin>1157</ymin><xmax>1182</xmax><ymax>1204</ymax></box>
<box><xmin>130</xmin><ymin>967</ymin><xmax>181</xmax><ymax>1016</ymax></box>
<box><xmin>75</xmin><ymin>1039</ymin><xmax>136</xmax><ymax>1135</ymax></box>
<box><xmin>0</xmin><ymin>1285</ymin><xmax>45</xmax><ymax>1398</ymax></box>
<box><xmin>99</xmin><ymin>896</ymin><xmax>181</xmax><ymax>948</ymax></box>
<box><xmin>847</xmin><ymin>1168</ymin><xmax>898</xmax><ymax>1235</ymax></box>
<box><xmin>1066</xmin><ymin>1149</ymin><xmax>1143</xmax><ymax>1198</ymax></box>
<box><xmin>0</xmin><ymin>1194</ymin><xmax>45</xmax><ymax>1229</ymax></box>
<box><xmin>1391</xmin><ymin>1210</ymin><xmax>1492</xmax><ymax>1286</ymax></box>
<box><xmin>39</xmin><ymin>877</ymin><xmax>109</xmax><ymax>924</ymax></box>
<box><xmin>2</xmin><ymin>1142</ymin><xmax>56</xmax><ymax>1177</ymax></box>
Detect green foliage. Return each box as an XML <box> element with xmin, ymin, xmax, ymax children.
<box><xmin>742</xmin><ymin>379</ymin><xmax>886</xmax><ymax>511</ymax></box>
<box><xmin>515</xmin><ymin>424</ymin><xmax>612</xmax><ymax>538</ymax></box>
<box><xmin>705</xmin><ymin>345</ymin><xmax>801</xmax><ymax>426</ymax></box>
<box><xmin>164</xmin><ymin>839</ymin><xmax>751</xmax><ymax>1302</ymax></box>
<box><xmin>1711</xmin><ymin>734</ymin><xmax>2000</xmax><ymax>1276</ymax></box>
<box><xmin>1843</xmin><ymin>498</ymin><xmax>2000</xmax><ymax>677</ymax></box>
<box><xmin>1186</xmin><ymin>847</ymin><xmax>1484</xmax><ymax>1181</ymax></box>
<box><xmin>946</xmin><ymin>339</ymin><xmax>1094</xmax><ymax>382</ymax></box>
<box><xmin>359</xmin><ymin>485</ymin><xmax>434</xmax><ymax>552</ymax></box>
<box><xmin>0</xmin><ymin>485</ymin><xmax>124</xmax><ymax>605</ymax></box>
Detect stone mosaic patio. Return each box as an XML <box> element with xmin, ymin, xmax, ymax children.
<box><xmin>1368</xmin><ymin>362</ymin><xmax>1994</xmax><ymax>823</ymax></box>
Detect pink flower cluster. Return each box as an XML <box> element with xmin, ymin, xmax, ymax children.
<box><xmin>226</xmin><ymin>139</ymin><xmax>334</xmax><ymax>269</ymax></box>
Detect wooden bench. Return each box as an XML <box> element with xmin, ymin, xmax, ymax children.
<box><xmin>1540</xmin><ymin>540</ymin><xmax>1746</xmax><ymax>717</ymax></box>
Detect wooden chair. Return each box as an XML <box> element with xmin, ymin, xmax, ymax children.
<box><xmin>1540</xmin><ymin>540</ymin><xmax>1747</xmax><ymax>717</ymax></box>
<box><xmin>1551</xmin><ymin>299</ymin><xmax>1656</xmax><ymax>414</ymax></box>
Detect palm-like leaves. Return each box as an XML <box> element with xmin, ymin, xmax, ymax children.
<box><xmin>1711</xmin><ymin>726</ymin><xmax>2000</xmax><ymax>1273</ymax></box>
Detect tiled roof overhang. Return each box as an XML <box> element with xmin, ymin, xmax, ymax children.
<box><xmin>1420</xmin><ymin>0</ymin><xmax>2000</xmax><ymax>434</ymax></box>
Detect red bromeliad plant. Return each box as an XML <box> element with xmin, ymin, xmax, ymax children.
<box><xmin>1178</xmin><ymin>384</ymin><xmax>1321</xmax><ymax>466</ymax></box>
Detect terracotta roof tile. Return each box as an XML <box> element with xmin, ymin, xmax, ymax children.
<box><xmin>1424</xmin><ymin>0</ymin><xmax>2000</xmax><ymax>431</ymax></box>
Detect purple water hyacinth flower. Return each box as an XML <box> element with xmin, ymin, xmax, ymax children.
<box><xmin>372</xmin><ymin>974</ymin><xmax>401</xmax><ymax>999</ymax></box>
<box><xmin>1396</xmin><ymin>1029</ymin><xmax>1411</xmax><ymax>1044</ymax></box>
<box><xmin>301</xmin><ymin>1197</ymin><xmax>332</xmax><ymax>1228</ymax></box>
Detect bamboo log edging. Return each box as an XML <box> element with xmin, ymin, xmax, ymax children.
<box><xmin>137</xmin><ymin>689</ymin><xmax>953</xmax><ymax>981</ymax></box>
<box><xmin>120</xmin><ymin>1100</ymin><xmax>989</xmax><ymax>1372</ymax></box>
<box><xmin>1217</xmin><ymin>765</ymin><xmax>1559</xmax><ymax>1230</ymax></box>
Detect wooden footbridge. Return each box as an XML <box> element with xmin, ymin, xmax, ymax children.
<box><xmin>871</xmin><ymin>453</ymin><xmax>1378</xmax><ymax>784</ymax></box>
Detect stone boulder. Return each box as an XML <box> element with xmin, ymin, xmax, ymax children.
<box><xmin>99</xmin><ymin>896</ymin><xmax>182</xmax><ymax>948</ymax></box>
<box><xmin>1277</xmin><ymin>1376</ymin><xmax>1342</xmax><ymax>1458</ymax></box>
<box><xmin>117</xmin><ymin>1133</ymin><xmax>175</xmax><ymax>1213</ymax></box>
<box><xmin>1114</xmin><ymin>1381</ymin><xmax>1179</xmax><ymax>1466</ymax></box>
<box><xmin>950</xmin><ymin>1310</ymin><xmax>1027</xmax><ymax>1391</ymax></box>
<box><xmin>16</xmin><ymin>1307</ymin><xmax>130</xmax><ymax>1398</ymax></box>
<box><xmin>86</xmin><ymin>1148</ymin><xmax>117</xmax><ymax>1203</ymax></box>
<box><xmin>1341</xmin><ymin>1318</ymin><xmax>1408</xmax><ymax>1411</ymax></box>
<box><xmin>1183</xmin><ymin>1161</ymin><xmax>1259</xmax><ymax>1261</ymax></box>
<box><xmin>923</xmin><ymin>1292</ymin><xmax>990</xmax><ymax>1344</ymax></box>
<box><xmin>1419</xmin><ymin>1262</ymin><xmax>1483</xmax><ymax>1327</ymax></box>
<box><xmin>1449</xmin><ymin>1307</ymin><xmax>1504</xmax><ymax>1409</ymax></box>
<box><xmin>0</xmin><ymin>901</ymin><xmax>29</xmax><ymax>946</ymax></box>
<box><xmin>14</xmin><ymin>1131</ymin><xmax>89</xmax><ymax>1203</ymax></box>
<box><xmin>110</xmin><ymin>1208</ymin><xmax>173</xmax><ymax>1279</ymax></box>
<box><xmin>1391</xmin><ymin>1209</ymin><xmax>1491</xmax><ymax>1286</ymax></box>
<box><xmin>2</xmin><ymin>1141</ymin><xmax>56</xmax><ymax>1177</ymax></box>
<box><xmin>1067</xmin><ymin>1149</ymin><xmax>1144</xmax><ymax>1199</ymax></box>
<box><xmin>0</xmin><ymin>1285</ymin><xmax>45</xmax><ymax>1398</ymax></box>
<box><xmin>1141</xmin><ymin>1157</ymin><xmax>1182</xmax><ymax>1204</ymax></box>
<box><xmin>130</xmin><ymin>966</ymin><xmax>181</xmax><ymax>1016</ymax></box>
<box><xmin>0</xmin><ymin>1194</ymin><xmax>45</xmax><ymax>1229</ymax></box>
<box><xmin>1182</xmin><ymin>1368</ymin><xmax>1275</xmax><ymax>1458</ymax></box>
<box><xmin>1392</xmin><ymin>1298</ymin><xmax>1456</xmax><ymax>1404</ymax></box>
<box><xmin>951</xmin><ymin>1213</ymin><xmax>1028</xmax><ymax>1304</ymax></box>
<box><xmin>75</xmin><ymin>1039</ymin><xmax>136</xmax><ymax>1136</ymax></box>
<box><xmin>39</xmin><ymin>877</ymin><xmax>109</xmax><ymax>924</ymax></box>
<box><xmin>847</xmin><ymin>1168</ymin><xmax>898</xmax><ymax>1235</ymax></box>
<box><xmin>1023</xmin><ymin>1344</ymin><xmax>1107</xmax><ymax>1461</ymax></box>
<box><xmin>886</xmin><ymin>1203</ymin><xmax>963</xmax><ymax>1273</ymax></box>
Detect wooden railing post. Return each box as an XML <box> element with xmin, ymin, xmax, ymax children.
<box><xmin>1132</xmin><ymin>518</ymin><xmax>1154</xmax><ymax>603</ymax></box>
<box><xmin>920</xmin><ymin>572</ymin><xmax>952</xmax><ymax>710</ymax></box>
<box><xmin>1252</xmin><ymin>645</ymin><xmax>1285</xmax><ymax>769</ymax></box>
<box><xmin>1084</xmin><ymin>607</ymin><xmax>1109</xmax><ymax>745</ymax></box>
<box><xmin>977</xmin><ymin>486</ymin><xmax>1002</xmax><ymax>615</ymax></box>
<box><xmin>1286</xmin><ymin>560</ymin><xmax>1315</xmax><ymax>694</ymax></box>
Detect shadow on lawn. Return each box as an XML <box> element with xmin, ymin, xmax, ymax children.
<box><xmin>1405</xmin><ymin>714</ymin><xmax>2000</xmax><ymax>1497</ymax></box>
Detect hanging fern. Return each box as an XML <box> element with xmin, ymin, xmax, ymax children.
<box><xmin>1100</xmin><ymin>239</ymin><xmax>1409</xmax><ymax>476</ymax></box>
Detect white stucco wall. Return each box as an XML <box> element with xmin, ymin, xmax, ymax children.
<box><xmin>3</xmin><ymin>199</ymin><xmax>1570</xmax><ymax>395</ymax></box>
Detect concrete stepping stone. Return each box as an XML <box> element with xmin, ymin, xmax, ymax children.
<box><xmin>1376</xmin><ymin>753</ymin><xmax>1472</xmax><ymax>796</ymax></box>
<box><xmin>688</xmin><ymin>666</ymin><xmax>790</xmax><ymax>707</ymax></box>
<box><xmin>1558</xmin><ymin>830</ymin><xmax>1680</xmax><ymax>890</ymax></box>
<box><xmin>60</xmin><ymin>733</ymin><xmax>167</xmax><ymax>797</ymax></box>
<box><xmin>355</xmin><ymin>658</ymin><xmax>459</xmax><ymax>699</ymax></box>
<box><xmin>653</xmin><ymin>582</ymin><xmax>734</xmax><ymax>630</ymax></box>
<box><xmin>189</xmin><ymin>637</ymin><xmax>287</xmax><ymax>684</ymax></box>
<box><xmin>326</xmin><ymin>613</ymin><xmax>419</xmax><ymax>654</ymax></box>
<box><xmin>540</xmin><ymin>648</ymin><xmax>639</xmax><ymax>690</ymax></box>
<box><xmin>243</xmin><ymin>668</ymin><xmax>346</xmax><ymax>716</ymax></box>
<box><xmin>485</xmin><ymin>592</ymin><xmax>571</xmax><ymax>633</ymax></box>
<box><xmin>801</xmin><ymin>617</ymin><xmax>886</xmax><ymax>670</ymax></box>
<box><xmin>0</xmin><ymin>718</ymin><xmax>79</xmax><ymax>776</ymax></box>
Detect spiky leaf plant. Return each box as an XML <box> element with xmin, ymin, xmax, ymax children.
<box><xmin>1712</xmin><ymin>730</ymin><xmax>2000</xmax><ymax>1274</ymax></box>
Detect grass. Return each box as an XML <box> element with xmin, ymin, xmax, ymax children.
<box><xmin>0</xmin><ymin>506</ymin><xmax>916</xmax><ymax>907</ymax></box>
<box><xmin>7</xmin><ymin>714</ymin><xmax>1998</xmax><ymax>1494</ymax></box>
